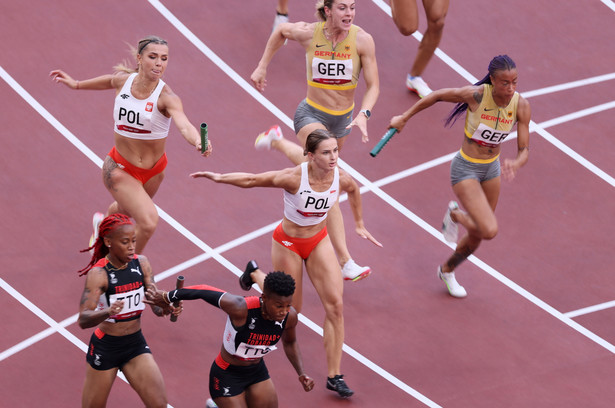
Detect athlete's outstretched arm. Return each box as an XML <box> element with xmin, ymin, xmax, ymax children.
<box><xmin>145</xmin><ymin>285</ymin><xmax>248</xmax><ymax>326</ymax></box>
<box><xmin>190</xmin><ymin>167</ymin><xmax>299</xmax><ymax>191</ymax></box>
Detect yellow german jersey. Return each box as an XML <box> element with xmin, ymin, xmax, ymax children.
<box><xmin>464</xmin><ymin>84</ymin><xmax>519</xmax><ymax>148</ymax></box>
<box><xmin>306</xmin><ymin>22</ymin><xmax>361</xmax><ymax>91</ymax></box>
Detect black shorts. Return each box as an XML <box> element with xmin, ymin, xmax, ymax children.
<box><xmin>209</xmin><ymin>353</ymin><xmax>270</xmax><ymax>398</ymax></box>
<box><xmin>86</xmin><ymin>328</ymin><xmax>151</xmax><ymax>371</ymax></box>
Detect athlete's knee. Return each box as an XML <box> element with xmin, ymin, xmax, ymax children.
<box><xmin>149</xmin><ymin>399</ymin><xmax>167</xmax><ymax>408</ymax></box>
<box><xmin>324</xmin><ymin>298</ymin><xmax>344</xmax><ymax>322</ymax></box>
<box><xmin>136</xmin><ymin>212</ymin><xmax>159</xmax><ymax>239</ymax></box>
<box><xmin>426</xmin><ymin>13</ymin><xmax>446</xmax><ymax>34</ymax></box>
<box><xmin>394</xmin><ymin>20</ymin><xmax>418</xmax><ymax>36</ymax></box>
<box><xmin>480</xmin><ymin>222</ymin><xmax>498</xmax><ymax>240</ymax></box>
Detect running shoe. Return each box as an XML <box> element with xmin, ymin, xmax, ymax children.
<box><xmin>437</xmin><ymin>266</ymin><xmax>467</xmax><ymax>298</ymax></box>
<box><xmin>254</xmin><ymin>125</ymin><xmax>283</xmax><ymax>150</ymax></box>
<box><xmin>88</xmin><ymin>212</ymin><xmax>105</xmax><ymax>254</ymax></box>
<box><xmin>341</xmin><ymin>259</ymin><xmax>371</xmax><ymax>282</ymax></box>
<box><xmin>272</xmin><ymin>12</ymin><xmax>289</xmax><ymax>32</ymax></box>
<box><xmin>442</xmin><ymin>201</ymin><xmax>459</xmax><ymax>244</ymax></box>
<box><xmin>326</xmin><ymin>374</ymin><xmax>354</xmax><ymax>398</ymax></box>
<box><xmin>239</xmin><ymin>260</ymin><xmax>258</xmax><ymax>291</ymax></box>
<box><xmin>406</xmin><ymin>75</ymin><xmax>433</xmax><ymax>98</ymax></box>
<box><xmin>205</xmin><ymin>398</ymin><xmax>218</xmax><ymax>408</ymax></box>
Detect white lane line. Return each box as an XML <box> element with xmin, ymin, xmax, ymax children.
<box><xmin>0</xmin><ymin>276</ymin><xmax>86</xmax><ymax>360</ymax></box>
<box><xmin>565</xmin><ymin>300</ymin><xmax>615</xmax><ymax>318</ymax></box>
<box><xmin>147</xmin><ymin>0</ymin><xmax>615</xmax><ymax>360</ymax></box>
<box><xmin>521</xmin><ymin>73</ymin><xmax>615</xmax><ymax>98</ymax></box>
<box><xmin>601</xmin><ymin>0</ymin><xmax>615</xmax><ymax>12</ymax></box>
<box><xmin>0</xmin><ymin>278</ymin><xmax>164</xmax><ymax>404</ymax></box>
<box><xmin>371</xmin><ymin>0</ymin><xmax>615</xmax><ymax>189</ymax></box>
<box><xmin>2</xmin><ymin>1</ymin><xmax>613</xmax><ymax>404</ymax></box>
<box><xmin>3</xmin><ymin>59</ymin><xmax>441</xmax><ymax>406</ymax></box>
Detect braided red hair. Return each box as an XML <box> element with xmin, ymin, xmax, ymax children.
<box><xmin>78</xmin><ymin>213</ymin><xmax>134</xmax><ymax>276</ymax></box>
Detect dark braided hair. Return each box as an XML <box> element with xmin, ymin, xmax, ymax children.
<box><xmin>444</xmin><ymin>55</ymin><xmax>517</xmax><ymax>127</ymax></box>
<box><xmin>264</xmin><ymin>271</ymin><xmax>296</xmax><ymax>297</ymax></box>
<box><xmin>78</xmin><ymin>213</ymin><xmax>133</xmax><ymax>276</ymax></box>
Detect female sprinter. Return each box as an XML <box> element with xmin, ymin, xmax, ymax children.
<box><xmin>77</xmin><ymin>213</ymin><xmax>180</xmax><ymax>407</ymax></box>
<box><xmin>50</xmin><ymin>35</ymin><xmax>213</xmax><ymax>254</ymax></box>
<box><xmin>145</xmin><ymin>268</ymin><xmax>314</xmax><ymax>407</ymax></box>
<box><xmin>191</xmin><ymin>129</ymin><xmax>382</xmax><ymax>397</ymax></box>
<box><xmin>388</xmin><ymin>55</ymin><xmax>531</xmax><ymax>298</ymax></box>
<box><xmin>250</xmin><ymin>0</ymin><xmax>379</xmax><ymax>281</ymax></box>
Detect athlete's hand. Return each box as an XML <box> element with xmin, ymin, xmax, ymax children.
<box><xmin>108</xmin><ymin>300</ymin><xmax>125</xmax><ymax>317</ymax></box>
<box><xmin>347</xmin><ymin>113</ymin><xmax>369</xmax><ymax>143</ymax></box>
<box><xmin>388</xmin><ymin>114</ymin><xmax>407</xmax><ymax>134</ymax></box>
<box><xmin>250</xmin><ymin>66</ymin><xmax>268</xmax><ymax>92</ymax></box>
<box><xmin>355</xmin><ymin>225</ymin><xmax>382</xmax><ymax>247</ymax></box>
<box><xmin>196</xmin><ymin>139</ymin><xmax>213</xmax><ymax>157</ymax></box>
<box><xmin>50</xmin><ymin>69</ymin><xmax>78</xmax><ymax>89</ymax></box>
<box><xmin>299</xmin><ymin>374</ymin><xmax>315</xmax><ymax>392</ymax></box>
<box><xmin>190</xmin><ymin>171</ymin><xmax>220</xmax><ymax>182</ymax></box>
<box><xmin>145</xmin><ymin>288</ymin><xmax>183</xmax><ymax>316</ymax></box>
<box><xmin>502</xmin><ymin>158</ymin><xmax>519</xmax><ymax>181</ymax></box>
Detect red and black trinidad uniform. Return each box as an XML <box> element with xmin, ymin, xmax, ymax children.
<box><xmin>86</xmin><ymin>256</ymin><xmax>151</xmax><ymax>371</ymax></box>
<box><xmin>166</xmin><ymin>286</ymin><xmax>288</xmax><ymax>398</ymax></box>
<box><xmin>213</xmin><ymin>295</ymin><xmax>287</xmax><ymax>398</ymax></box>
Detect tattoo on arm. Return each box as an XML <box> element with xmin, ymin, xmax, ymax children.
<box><xmin>80</xmin><ymin>289</ymin><xmax>90</xmax><ymax>306</ymax></box>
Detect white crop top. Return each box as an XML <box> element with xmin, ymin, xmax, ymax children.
<box><xmin>113</xmin><ymin>73</ymin><xmax>171</xmax><ymax>140</ymax></box>
<box><xmin>283</xmin><ymin>162</ymin><xmax>340</xmax><ymax>226</ymax></box>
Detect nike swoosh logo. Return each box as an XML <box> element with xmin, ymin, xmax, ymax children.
<box><xmin>484</xmin><ymin>108</ymin><xmax>496</xmax><ymax>112</ymax></box>
<box><xmin>316</xmin><ymin>44</ymin><xmax>327</xmax><ymax>48</ymax></box>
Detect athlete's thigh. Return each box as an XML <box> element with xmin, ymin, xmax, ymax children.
<box><xmin>272</xmin><ymin>240</ymin><xmax>305</xmax><ymax>308</ymax></box>
<box><xmin>422</xmin><ymin>0</ymin><xmax>450</xmax><ymax>21</ymax></box>
<box><xmin>453</xmin><ymin>178</ymin><xmax>497</xmax><ymax>229</ymax></box>
<box><xmin>122</xmin><ymin>353</ymin><xmax>167</xmax><ymax>407</ymax></box>
<box><xmin>82</xmin><ymin>365</ymin><xmax>118</xmax><ymax>408</ymax></box>
<box><xmin>214</xmin><ymin>394</ymin><xmax>249</xmax><ymax>408</ymax></box>
<box><xmin>245</xmin><ymin>379</ymin><xmax>278</xmax><ymax>408</ymax></box>
<box><xmin>480</xmin><ymin>176</ymin><xmax>501</xmax><ymax>211</ymax></box>
<box><xmin>296</xmin><ymin>122</ymin><xmax>327</xmax><ymax>147</ymax></box>
<box><xmin>390</xmin><ymin>0</ymin><xmax>419</xmax><ymax>28</ymax></box>
<box><xmin>143</xmin><ymin>171</ymin><xmax>165</xmax><ymax>198</ymax></box>
<box><xmin>305</xmin><ymin>236</ymin><xmax>343</xmax><ymax>306</ymax></box>
<box><xmin>105</xmin><ymin>168</ymin><xmax>157</xmax><ymax>221</ymax></box>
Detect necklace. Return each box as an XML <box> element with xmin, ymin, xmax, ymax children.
<box><xmin>323</xmin><ymin>24</ymin><xmax>347</xmax><ymax>49</ymax></box>
<box><xmin>105</xmin><ymin>255</ymin><xmax>128</xmax><ymax>271</ymax></box>
<box><xmin>134</xmin><ymin>79</ymin><xmax>157</xmax><ymax>98</ymax></box>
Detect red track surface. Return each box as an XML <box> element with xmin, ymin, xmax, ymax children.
<box><xmin>2</xmin><ymin>1</ymin><xmax>615</xmax><ymax>407</ymax></box>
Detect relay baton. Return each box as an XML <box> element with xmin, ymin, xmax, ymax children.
<box><xmin>200</xmin><ymin>123</ymin><xmax>208</xmax><ymax>153</ymax></box>
<box><xmin>170</xmin><ymin>275</ymin><xmax>185</xmax><ymax>322</ymax></box>
<box><xmin>370</xmin><ymin>128</ymin><xmax>398</xmax><ymax>157</ymax></box>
